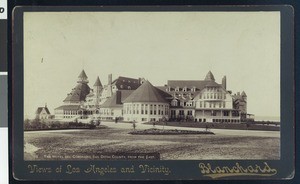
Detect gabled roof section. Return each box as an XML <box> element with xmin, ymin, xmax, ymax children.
<box><xmin>36</xmin><ymin>107</ymin><xmax>51</xmax><ymax>115</ymax></box>
<box><xmin>205</xmin><ymin>80</ymin><xmax>220</xmax><ymax>87</ymax></box>
<box><xmin>167</xmin><ymin>80</ymin><xmax>219</xmax><ymax>91</ymax></box>
<box><xmin>54</xmin><ymin>105</ymin><xmax>84</xmax><ymax>110</ymax></box>
<box><xmin>204</xmin><ymin>71</ymin><xmax>215</xmax><ymax>81</ymax></box>
<box><xmin>93</xmin><ymin>76</ymin><xmax>102</xmax><ymax>87</ymax></box>
<box><xmin>123</xmin><ymin>81</ymin><xmax>168</xmax><ymax>103</ymax></box>
<box><xmin>101</xmin><ymin>90</ymin><xmax>134</xmax><ymax>108</ymax></box>
<box><xmin>112</xmin><ymin>76</ymin><xmax>141</xmax><ymax>90</ymax></box>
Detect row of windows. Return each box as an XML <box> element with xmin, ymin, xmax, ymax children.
<box><xmin>194</xmin><ymin>118</ymin><xmax>239</xmax><ymax>123</ymax></box>
<box><xmin>124</xmin><ymin>104</ymin><xmax>169</xmax><ymax>116</ymax></box>
<box><xmin>119</xmin><ymin>85</ymin><xmax>132</xmax><ymax>89</ymax></box>
<box><xmin>166</xmin><ymin>87</ymin><xmax>197</xmax><ymax>92</ymax></box>
<box><xmin>171</xmin><ymin>100</ymin><xmax>194</xmax><ymax>107</ymax></box>
<box><xmin>199</xmin><ymin>93</ymin><xmax>226</xmax><ymax>100</ymax></box>
<box><xmin>198</xmin><ymin>102</ymin><xmax>226</xmax><ymax>108</ymax></box>
<box><xmin>170</xmin><ymin>110</ymin><xmax>193</xmax><ymax>116</ymax></box>
<box><xmin>206</xmin><ymin>87</ymin><xmax>221</xmax><ymax>92</ymax></box>
<box><xmin>127</xmin><ymin>118</ymin><xmax>162</xmax><ymax>122</ymax></box>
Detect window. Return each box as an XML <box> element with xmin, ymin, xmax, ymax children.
<box><xmin>223</xmin><ymin>111</ymin><xmax>229</xmax><ymax>116</ymax></box>
<box><xmin>175</xmin><ymin>87</ymin><xmax>179</xmax><ymax>91</ymax></box>
<box><xmin>211</xmin><ymin>111</ymin><xmax>216</xmax><ymax>116</ymax></box>
<box><xmin>120</xmin><ymin>85</ymin><xmax>123</xmax><ymax>89</ymax></box>
<box><xmin>171</xmin><ymin>100</ymin><xmax>178</xmax><ymax>106</ymax></box>
<box><xmin>128</xmin><ymin>86</ymin><xmax>131</xmax><ymax>90</ymax></box>
<box><xmin>145</xmin><ymin>104</ymin><xmax>148</xmax><ymax>114</ymax></box>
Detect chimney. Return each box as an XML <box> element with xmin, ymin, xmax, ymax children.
<box><xmin>107</xmin><ymin>74</ymin><xmax>113</xmax><ymax>97</ymax></box>
<box><xmin>108</xmin><ymin>74</ymin><xmax>112</xmax><ymax>85</ymax></box>
<box><xmin>222</xmin><ymin>76</ymin><xmax>227</xmax><ymax>90</ymax></box>
<box><xmin>116</xmin><ymin>91</ymin><xmax>122</xmax><ymax>104</ymax></box>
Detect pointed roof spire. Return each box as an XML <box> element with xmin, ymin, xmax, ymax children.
<box><xmin>93</xmin><ymin>76</ymin><xmax>102</xmax><ymax>87</ymax></box>
<box><xmin>77</xmin><ymin>70</ymin><xmax>88</xmax><ymax>83</ymax></box>
<box><xmin>241</xmin><ymin>91</ymin><xmax>247</xmax><ymax>97</ymax></box>
<box><xmin>123</xmin><ymin>80</ymin><xmax>168</xmax><ymax>103</ymax></box>
<box><xmin>78</xmin><ymin>70</ymin><xmax>88</xmax><ymax>79</ymax></box>
<box><xmin>204</xmin><ymin>71</ymin><xmax>215</xmax><ymax>81</ymax></box>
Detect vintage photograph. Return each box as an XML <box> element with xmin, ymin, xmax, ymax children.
<box><xmin>23</xmin><ymin>11</ymin><xmax>280</xmax><ymax>161</ymax></box>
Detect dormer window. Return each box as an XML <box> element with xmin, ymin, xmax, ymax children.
<box><xmin>166</xmin><ymin>86</ymin><xmax>171</xmax><ymax>92</ymax></box>
<box><xmin>183</xmin><ymin>87</ymin><xmax>187</xmax><ymax>92</ymax></box>
<box><xmin>120</xmin><ymin>85</ymin><xmax>123</xmax><ymax>89</ymax></box>
<box><xmin>128</xmin><ymin>86</ymin><xmax>131</xmax><ymax>90</ymax></box>
<box><xmin>191</xmin><ymin>86</ymin><xmax>196</xmax><ymax>92</ymax></box>
<box><xmin>175</xmin><ymin>86</ymin><xmax>179</xmax><ymax>92</ymax></box>
<box><xmin>171</xmin><ymin>99</ymin><xmax>178</xmax><ymax>106</ymax></box>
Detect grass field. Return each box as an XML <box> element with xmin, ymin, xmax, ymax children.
<box><xmin>24</xmin><ymin>125</ymin><xmax>280</xmax><ymax>160</ymax></box>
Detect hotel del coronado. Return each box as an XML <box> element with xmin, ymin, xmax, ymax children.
<box><xmin>54</xmin><ymin>70</ymin><xmax>248</xmax><ymax>123</ymax></box>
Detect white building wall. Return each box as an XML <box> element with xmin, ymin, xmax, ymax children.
<box><xmin>123</xmin><ymin>102</ymin><xmax>169</xmax><ymax>122</ymax></box>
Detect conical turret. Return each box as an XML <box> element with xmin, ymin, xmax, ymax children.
<box><xmin>204</xmin><ymin>71</ymin><xmax>215</xmax><ymax>81</ymax></box>
<box><xmin>78</xmin><ymin>70</ymin><xmax>88</xmax><ymax>83</ymax></box>
<box><xmin>93</xmin><ymin>76</ymin><xmax>102</xmax><ymax>87</ymax></box>
<box><xmin>93</xmin><ymin>76</ymin><xmax>103</xmax><ymax>98</ymax></box>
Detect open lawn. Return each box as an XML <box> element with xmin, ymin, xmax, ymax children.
<box><xmin>24</xmin><ymin>124</ymin><xmax>280</xmax><ymax>160</ymax></box>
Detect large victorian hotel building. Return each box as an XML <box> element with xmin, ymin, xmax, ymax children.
<box><xmin>54</xmin><ymin>70</ymin><xmax>247</xmax><ymax>123</ymax></box>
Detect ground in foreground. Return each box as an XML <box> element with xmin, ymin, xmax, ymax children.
<box><xmin>24</xmin><ymin>127</ymin><xmax>280</xmax><ymax>160</ymax></box>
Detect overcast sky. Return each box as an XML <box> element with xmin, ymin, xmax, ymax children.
<box><xmin>24</xmin><ymin>11</ymin><xmax>280</xmax><ymax>119</ymax></box>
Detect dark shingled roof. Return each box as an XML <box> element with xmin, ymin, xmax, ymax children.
<box><xmin>123</xmin><ymin>81</ymin><xmax>168</xmax><ymax>103</ymax></box>
<box><xmin>112</xmin><ymin>76</ymin><xmax>141</xmax><ymax>90</ymax></box>
<box><xmin>93</xmin><ymin>76</ymin><xmax>102</xmax><ymax>87</ymax></box>
<box><xmin>63</xmin><ymin>83</ymin><xmax>90</xmax><ymax>103</ymax></box>
<box><xmin>35</xmin><ymin>107</ymin><xmax>51</xmax><ymax>115</ymax></box>
<box><xmin>55</xmin><ymin>105</ymin><xmax>85</xmax><ymax>110</ymax></box>
<box><xmin>101</xmin><ymin>90</ymin><xmax>134</xmax><ymax>108</ymax></box>
<box><xmin>205</xmin><ymin>80</ymin><xmax>220</xmax><ymax>87</ymax></box>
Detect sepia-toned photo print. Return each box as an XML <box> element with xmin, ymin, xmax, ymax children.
<box><xmin>23</xmin><ymin>11</ymin><xmax>280</xmax><ymax>161</ymax></box>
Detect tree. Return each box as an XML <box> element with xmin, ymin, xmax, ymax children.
<box><xmin>24</xmin><ymin>119</ymin><xmax>31</xmax><ymax>130</ymax></box>
<box><xmin>31</xmin><ymin>117</ymin><xmax>42</xmax><ymax>130</ymax></box>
